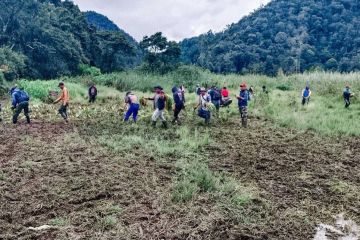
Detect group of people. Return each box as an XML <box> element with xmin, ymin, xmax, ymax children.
<box><xmin>300</xmin><ymin>84</ymin><xmax>354</xmax><ymax>108</ymax></box>
<box><xmin>1</xmin><ymin>80</ymin><xmax>356</xmax><ymax>127</ymax></box>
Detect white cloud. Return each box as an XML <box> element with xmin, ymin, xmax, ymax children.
<box><xmin>73</xmin><ymin>0</ymin><xmax>270</xmax><ymax>41</ymax></box>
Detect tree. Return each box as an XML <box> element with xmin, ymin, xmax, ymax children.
<box><xmin>140</xmin><ymin>32</ymin><xmax>181</xmax><ymax>74</ymax></box>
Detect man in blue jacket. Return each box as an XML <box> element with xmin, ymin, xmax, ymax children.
<box><xmin>10</xmin><ymin>86</ymin><xmax>31</xmax><ymax>124</ymax></box>
<box><xmin>343</xmin><ymin>85</ymin><xmax>354</xmax><ymax>108</ymax></box>
<box><xmin>172</xmin><ymin>86</ymin><xmax>184</xmax><ymax>124</ymax></box>
<box><xmin>236</xmin><ymin>83</ymin><xmax>250</xmax><ymax>128</ymax></box>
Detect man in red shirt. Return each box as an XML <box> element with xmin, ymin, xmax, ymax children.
<box><xmin>221</xmin><ymin>87</ymin><xmax>232</xmax><ymax>107</ymax></box>
<box><xmin>221</xmin><ymin>87</ymin><xmax>229</xmax><ymax>98</ymax></box>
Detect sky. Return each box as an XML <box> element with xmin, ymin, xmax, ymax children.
<box><xmin>73</xmin><ymin>0</ymin><xmax>270</xmax><ymax>42</ymax></box>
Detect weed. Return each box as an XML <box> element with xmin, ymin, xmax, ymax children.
<box><xmin>49</xmin><ymin>217</ymin><xmax>68</xmax><ymax>227</ymax></box>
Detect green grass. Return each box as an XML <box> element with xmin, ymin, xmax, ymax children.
<box><xmin>17</xmin><ymin>79</ymin><xmax>121</xmax><ymax>103</ymax></box>
<box><xmin>10</xmin><ymin>69</ymin><xmax>360</xmax><ymax>136</ymax></box>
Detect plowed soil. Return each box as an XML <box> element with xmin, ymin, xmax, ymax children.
<box><xmin>0</xmin><ymin>117</ymin><xmax>359</xmax><ymax>239</ymax></box>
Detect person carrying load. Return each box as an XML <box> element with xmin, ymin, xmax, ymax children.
<box><xmin>221</xmin><ymin>86</ymin><xmax>232</xmax><ymax>107</ymax></box>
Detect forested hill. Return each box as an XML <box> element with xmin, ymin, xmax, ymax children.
<box><xmin>84</xmin><ymin>11</ymin><xmax>138</xmax><ymax>46</ymax></box>
<box><xmin>180</xmin><ymin>0</ymin><xmax>360</xmax><ymax>75</ymax></box>
<box><xmin>0</xmin><ymin>0</ymin><xmax>140</xmax><ymax>80</ymax></box>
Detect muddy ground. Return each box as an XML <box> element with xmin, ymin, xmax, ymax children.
<box><xmin>0</xmin><ymin>116</ymin><xmax>359</xmax><ymax>239</ymax></box>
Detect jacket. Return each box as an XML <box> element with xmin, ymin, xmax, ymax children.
<box><xmin>238</xmin><ymin>90</ymin><xmax>250</xmax><ymax>107</ymax></box>
<box><xmin>11</xmin><ymin>88</ymin><xmax>30</xmax><ymax>107</ymax></box>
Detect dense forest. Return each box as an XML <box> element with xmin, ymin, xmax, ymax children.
<box><xmin>180</xmin><ymin>0</ymin><xmax>360</xmax><ymax>75</ymax></box>
<box><xmin>0</xmin><ymin>0</ymin><xmax>140</xmax><ymax>80</ymax></box>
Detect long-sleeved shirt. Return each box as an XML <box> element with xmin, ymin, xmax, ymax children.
<box><xmin>238</xmin><ymin>90</ymin><xmax>250</xmax><ymax>107</ymax></box>
<box><xmin>56</xmin><ymin>87</ymin><xmax>70</xmax><ymax>105</ymax></box>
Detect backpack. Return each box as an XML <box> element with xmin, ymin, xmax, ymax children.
<box><xmin>19</xmin><ymin>90</ymin><xmax>30</xmax><ymax>102</ymax></box>
<box><xmin>212</xmin><ymin>89</ymin><xmax>221</xmax><ymax>101</ymax></box>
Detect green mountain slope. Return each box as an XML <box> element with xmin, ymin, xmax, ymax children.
<box><xmin>0</xmin><ymin>0</ymin><xmax>140</xmax><ymax>80</ymax></box>
<box><xmin>180</xmin><ymin>0</ymin><xmax>360</xmax><ymax>75</ymax></box>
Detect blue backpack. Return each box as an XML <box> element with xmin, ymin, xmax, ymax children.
<box><xmin>19</xmin><ymin>90</ymin><xmax>30</xmax><ymax>102</ymax></box>
<box><xmin>212</xmin><ymin>89</ymin><xmax>221</xmax><ymax>101</ymax></box>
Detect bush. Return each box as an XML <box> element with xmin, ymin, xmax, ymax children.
<box><xmin>78</xmin><ymin>64</ymin><xmax>101</xmax><ymax>76</ymax></box>
<box><xmin>172</xmin><ymin>65</ymin><xmax>202</xmax><ymax>90</ymax></box>
<box><xmin>276</xmin><ymin>83</ymin><xmax>292</xmax><ymax>91</ymax></box>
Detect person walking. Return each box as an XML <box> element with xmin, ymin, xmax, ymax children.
<box><xmin>236</xmin><ymin>83</ymin><xmax>250</xmax><ymax>128</ymax></box>
<box><xmin>10</xmin><ymin>86</ymin><xmax>31</xmax><ymax>124</ymax></box>
<box><xmin>54</xmin><ymin>82</ymin><xmax>70</xmax><ymax>123</ymax></box>
<box><xmin>172</xmin><ymin>86</ymin><xmax>185</xmax><ymax>124</ymax></box>
<box><xmin>194</xmin><ymin>87</ymin><xmax>211</xmax><ymax>124</ymax></box>
<box><xmin>123</xmin><ymin>91</ymin><xmax>140</xmax><ymax>122</ymax></box>
<box><xmin>301</xmin><ymin>86</ymin><xmax>311</xmax><ymax>105</ymax></box>
<box><xmin>147</xmin><ymin>86</ymin><xmax>167</xmax><ymax>128</ymax></box>
<box><xmin>88</xmin><ymin>84</ymin><xmax>97</xmax><ymax>103</ymax></box>
<box><xmin>343</xmin><ymin>85</ymin><xmax>354</xmax><ymax>108</ymax></box>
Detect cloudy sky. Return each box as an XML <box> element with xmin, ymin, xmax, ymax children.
<box><xmin>73</xmin><ymin>0</ymin><xmax>270</xmax><ymax>41</ymax></box>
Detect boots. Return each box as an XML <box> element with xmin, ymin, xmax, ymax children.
<box><xmin>242</xmin><ymin>119</ymin><xmax>247</xmax><ymax>128</ymax></box>
<box><xmin>152</xmin><ymin>121</ymin><xmax>157</xmax><ymax>127</ymax></box>
<box><xmin>26</xmin><ymin>116</ymin><xmax>31</xmax><ymax>124</ymax></box>
<box><xmin>162</xmin><ymin>121</ymin><xmax>168</xmax><ymax>128</ymax></box>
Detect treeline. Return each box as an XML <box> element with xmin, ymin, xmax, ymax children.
<box><xmin>0</xmin><ymin>0</ymin><xmax>141</xmax><ymax>81</ymax></box>
<box><xmin>180</xmin><ymin>0</ymin><xmax>360</xmax><ymax>75</ymax></box>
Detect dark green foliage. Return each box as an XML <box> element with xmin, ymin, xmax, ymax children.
<box><xmin>0</xmin><ymin>0</ymin><xmax>139</xmax><ymax>80</ymax></box>
<box><xmin>180</xmin><ymin>0</ymin><xmax>360</xmax><ymax>75</ymax></box>
<box><xmin>84</xmin><ymin>11</ymin><xmax>143</xmax><ymax>68</ymax></box>
<box><xmin>140</xmin><ymin>32</ymin><xmax>181</xmax><ymax>74</ymax></box>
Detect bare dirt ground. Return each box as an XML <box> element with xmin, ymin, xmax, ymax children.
<box><xmin>0</xmin><ymin>117</ymin><xmax>359</xmax><ymax>239</ymax></box>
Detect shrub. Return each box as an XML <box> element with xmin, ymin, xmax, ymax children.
<box><xmin>78</xmin><ymin>64</ymin><xmax>102</xmax><ymax>76</ymax></box>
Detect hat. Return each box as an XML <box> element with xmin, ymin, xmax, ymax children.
<box><xmin>240</xmin><ymin>83</ymin><xmax>247</xmax><ymax>89</ymax></box>
<box><xmin>200</xmin><ymin>87</ymin><xmax>206</xmax><ymax>92</ymax></box>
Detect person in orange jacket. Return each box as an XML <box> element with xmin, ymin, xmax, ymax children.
<box><xmin>54</xmin><ymin>82</ymin><xmax>70</xmax><ymax>122</ymax></box>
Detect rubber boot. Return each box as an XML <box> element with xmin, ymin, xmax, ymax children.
<box><xmin>242</xmin><ymin>119</ymin><xmax>247</xmax><ymax>128</ymax></box>
<box><xmin>152</xmin><ymin>121</ymin><xmax>157</xmax><ymax>127</ymax></box>
<box><xmin>162</xmin><ymin>121</ymin><xmax>168</xmax><ymax>129</ymax></box>
<box><xmin>26</xmin><ymin>116</ymin><xmax>31</xmax><ymax>124</ymax></box>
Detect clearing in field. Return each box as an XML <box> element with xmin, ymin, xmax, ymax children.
<box><xmin>0</xmin><ymin>72</ymin><xmax>360</xmax><ymax>239</ymax></box>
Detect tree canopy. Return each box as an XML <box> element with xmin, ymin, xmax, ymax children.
<box><xmin>180</xmin><ymin>0</ymin><xmax>360</xmax><ymax>75</ymax></box>
<box><xmin>0</xmin><ymin>0</ymin><xmax>140</xmax><ymax>80</ymax></box>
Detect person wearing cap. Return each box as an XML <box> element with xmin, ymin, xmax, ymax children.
<box><xmin>343</xmin><ymin>85</ymin><xmax>354</xmax><ymax>108</ymax></box>
<box><xmin>194</xmin><ymin>87</ymin><xmax>211</xmax><ymax>124</ymax></box>
<box><xmin>172</xmin><ymin>86</ymin><xmax>184</xmax><ymax>124</ymax></box>
<box><xmin>88</xmin><ymin>84</ymin><xmax>97</xmax><ymax>103</ymax></box>
<box><xmin>301</xmin><ymin>85</ymin><xmax>311</xmax><ymax>105</ymax></box>
<box><xmin>146</xmin><ymin>86</ymin><xmax>167</xmax><ymax>127</ymax></box>
<box><xmin>10</xmin><ymin>86</ymin><xmax>31</xmax><ymax>124</ymax></box>
<box><xmin>123</xmin><ymin>91</ymin><xmax>140</xmax><ymax>122</ymax></box>
<box><xmin>54</xmin><ymin>82</ymin><xmax>70</xmax><ymax>122</ymax></box>
<box><xmin>236</xmin><ymin>83</ymin><xmax>251</xmax><ymax>127</ymax></box>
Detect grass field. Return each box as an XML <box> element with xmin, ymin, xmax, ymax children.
<box><xmin>0</xmin><ymin>70</ymin><xmax>359</xmax><ymax>239</ymax></box>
